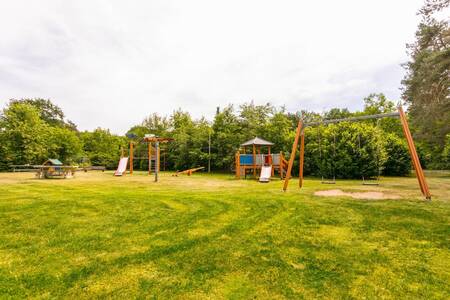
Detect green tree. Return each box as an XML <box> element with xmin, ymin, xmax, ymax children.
<box><xmin>239</xmin><ymin>102</ymin><xmax>274</xmax><ymax>139</ymax></box>
<box><xmin>47</xmin><ymin>127</ymin><xmax>83</xmax><ymax>164</ymax></box>
<box><xmin>0</xmin><ymin>102</ymin><xmax>51</xmax><ymax>166</ymax></box>
<box><xmin>303</xmin><ymin>123</ymin><xmax>386</xmax><ymax>179</ymax></box>
<box><xmin>402</xmin><ymin>0</ymin><xmax>450</xmax><ymax>166</ymax></box>
<box><xmin>9</xmin><ymin>98</ymin><xmax>77</xmax><ymax>130</ymax></box>
<box><xmin>141</xmin><ymin>113</ymin><xmax>171</xmax><ymax>136</ymax></box>
<box><xmin>212</xmin><ymin>105</ymin><xmax>243</xmax><ymax>170</ymax></box>
<box><xmin>382</xmin><ymin>133</ymin><xmax>411</xmax><ymax>176</ymax></box>
<box><xmin>81</xmin><ymin>129</ymin><xmax>126</xmax><ymax>169</ymax></box>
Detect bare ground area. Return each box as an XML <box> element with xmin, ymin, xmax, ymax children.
<box><xmin>314</xmin><ymin>189</ymin><xmax>401</xmax><ymax>200</ymax></box>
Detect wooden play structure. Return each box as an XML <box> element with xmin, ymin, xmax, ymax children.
<box><xmin>173</xmin><ymin>167</ymin><xmax>205</xmax><ymax>176</ymax></box>
<box><xmin>282</xmin><ymin>106</ymin><xmax>432</xmax><ymax>200</ymax></box>
<box><xmin>235</xmin><ymin>137</ymin><xmax>288</xmax><ymax>179</ymax></box>
<box><xmin>116</xmin><ymin>135</ymin><xmax>173</xmax><ymax>181</ymax></box>
<box><xmin>35</xmin><ymin>159</ymin><xmax>77</xmax><ymax>179</ymax></box>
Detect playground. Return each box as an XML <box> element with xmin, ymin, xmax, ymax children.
<box><xmin>0</xmin><ymin>170</ymin><xmax>449</xmax><ymax>298</ymax></box>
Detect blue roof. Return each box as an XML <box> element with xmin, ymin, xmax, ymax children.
<box><xmin>45</xmin><ymin>159</ymin><xmax>63</xmax><ymax>165</ymax></box>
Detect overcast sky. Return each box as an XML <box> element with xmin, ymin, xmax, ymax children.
<box><xmin>0</xmin><ymin>0</ymin><xmax>424</xmax><ymax>134</ymax></box>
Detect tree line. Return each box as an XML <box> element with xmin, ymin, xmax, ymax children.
<box><xmin>0</xmin><ymin>93</ymin><xmax>448</xmax><ymax>177</ymax></box>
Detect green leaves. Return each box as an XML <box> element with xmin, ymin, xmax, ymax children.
<box><xmin>402</xmin><ymin>1</ymin><xmax>450</xmax><ymax>168</ymax></box>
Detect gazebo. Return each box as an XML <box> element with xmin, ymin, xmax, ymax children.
<box><xmin>235</xmin><ymin>137</ymin><xmax>287</xmax><ymax>179</ymax></box>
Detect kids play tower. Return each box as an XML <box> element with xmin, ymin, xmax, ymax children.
<box><xmin>235</xmin><ymin>137</ymin><xmax>288</xmax><ymax>180</ymax></box>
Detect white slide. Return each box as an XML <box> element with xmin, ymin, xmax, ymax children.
<box><xmin>114</xmin><ymin>157</ymin><xmax>129</xmax><ymax>176</ymax></box>
<box><xmin>259</xmin><ymin>165</ymin><xmax>272</xmax><ymax>183</ymax></box>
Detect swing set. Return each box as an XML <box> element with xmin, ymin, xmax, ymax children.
<box><xmin>317</xmin><ymin>119</ymin><xmax>382</xmax><ymax>185</ymax></box>
<box><xmin>282</xmin><ymin>106</ymin><xmax>432</xmax><ymax>200</ymax></box>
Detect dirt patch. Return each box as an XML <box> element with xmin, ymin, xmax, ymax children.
<box><xmin>314</xmin><ymin>189</ymin><xmax>400</xmax><ymax>200</ymax></box>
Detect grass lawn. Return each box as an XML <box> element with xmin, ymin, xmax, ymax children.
<box><xmin>0</xmin><ymin>171</ymin><xmax>449</xmax><ymax>299</ymax></box>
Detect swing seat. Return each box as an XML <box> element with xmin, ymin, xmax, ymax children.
<box><xmin>321</xmin><ymin>177</ymin><xmax>336</xmax><ymax>184</ymax></box>
<box><xmin>362</xmin><ymin>177</ymin><xmax>380</xmax><ymax>186</ymax></box>
<box><xmin>362</xmin><ymin>181</ymin><xmax>379</xmax><ymax>186</ymax></box>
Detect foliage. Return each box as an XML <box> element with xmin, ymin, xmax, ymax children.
<box><xmin>47</xmin><ymin>127</ymin><xmax>83</xmax><ymax>164</ymax></box>
<box><xmin>0</xmin><ymin>100</ymin><xmax>83</xmax><ymax>170</ymax></box>
<box><xmin>9</xmin><ymin>98</ymin><xmax>77</xmax><ymax>130</ymax></box>
<box><xmin>303</xmin><ymin>123</ymin><xmax>386</xmax><ymax>179</ymax></box>
<box><xmin>402</xmin><ymin>0</ymin><xmax>450</xmax><ymax>167</ymax></box>
<box><xmin>80</xmin><ymin>129</ymin><xmax>127</xmax><ymax>169</ymax></box>
<box><xmin>0</xmin><ymin>92</ymin><xmax>446</xmax><ymax>174</ymax></box>
<box><xmin>211</xmin><ymin>105</ymin><xmax>243</xmax><ymax>171</ymax></box>
<box><xmin>442</xmin><ymin>133</ymin><xmax>450</xmax><ymax>169</ymax></box>
<box><xmin>0</xmin><ymin>102</ymin><xmax>50</xmax><ymax>166</ymax></box>
<box><xmin>382</xmin><ymin>133</ymin><xmax>411</xmax><ymax>176</ymax></box>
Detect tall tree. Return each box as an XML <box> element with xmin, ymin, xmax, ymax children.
<box><xmin>0</xmin><ymin>103</ymin><xmax>51</xmax><ymax>165</ymax></box>
<box><xmin>402</xmin><ymin>0</ymin><xmax>450</xmax><ymax>157</ymax></box>
<box><xmin>8</xmin><ymin>98</ymin><xmax>76</xmax><ymax>130</ymax></box>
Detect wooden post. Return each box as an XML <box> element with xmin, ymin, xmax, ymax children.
<box><xmin>299</xmin><ymin>132</ymin><xmax>305</xmax><ymax>188</ymax></box>
<box><xmin>154</xmin><ymin>142</ymin><xmax>159</xmax><ymax>182</ymax></box>
<box><xmin>235</xmin><ymin>151</ymin><xmax>240</xmax><ymax>179</ymax></box>
<box><xmin>148</xmin><ymin>142</ymin><xmax>152</xmax><ymax>175</ymax></box>
<box><xmin>130</xmin><ymin>142</ymin><xmax>134</xmax><ymax>175</ymax></box>
<box><xmin>252</xmin><ymin>144</ymin><xmax>256</xmax><ymax>178</ymax></box>
<box><xmin>157</xmin><ymin>145</ymin><xmax>161</xmax><ymax>172</ymax></box>
<box><xmin>268</xmin><ymin>146</ymin><xmax>272</xmax><ymax>164</ymax></box>
<box><xmin>279</xmin><ymin>152</ymin><xmax>283</xmax><ymax>179</ymax></box>
<box><xmin>268</xmin><ymin>146</ymin><xmax>274</xmax><ymax>176</ymax></box>
<box><xmin>283</xmin><ymin>119</ymin><xmax>303</xmax><ymax>191</ymax></box>
<box><xmin>398</xmin><ymin>106</ymin><xmax>431</xmax><ymax>200</ymax></box>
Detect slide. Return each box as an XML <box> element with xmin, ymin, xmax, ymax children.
<box><xmin>259</xmin><ymin>165</ymin><xmax>272</xmax><ymax>183</ymax></box>
<box><xmin>114</xmin><ymin>157</ymin><xmax>128</xmax><ymax>176</ymax></box>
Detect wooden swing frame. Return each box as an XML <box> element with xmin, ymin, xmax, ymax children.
<box><xmin>282</xmin><ymin>106</ymin><xmax>431</xmax><ymax>200</ymax></box>
<box><xmin>125</xmin><ymin>137</ymin><xmax>173</xmax><ymax>176</ymax></box>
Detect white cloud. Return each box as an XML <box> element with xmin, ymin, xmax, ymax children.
<box><xmin>0</xmin><ymin>0</ymin><xmax>423</xmax><ymax>134</ymax></box>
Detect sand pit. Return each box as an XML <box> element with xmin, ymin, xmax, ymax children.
<box><xmin>314</xmin><ymin>189</ymin><xmax>400</xmax><ymax>200</ymax></box>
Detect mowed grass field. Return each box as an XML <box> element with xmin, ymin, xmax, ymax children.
<box><xmin>0</xmin><ymin>171</ymin><xmax>449</xmax><ymax>299</ymax></box>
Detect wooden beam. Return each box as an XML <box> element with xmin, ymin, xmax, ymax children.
<box><xmin>279</xmin><ymin>152</ymin><xmax>283</xmax><ymax>179</ymax></box>
<box><xmin>299</xmin><ymin>132</ymin><xmax>305</xmax><ymax>188</ymax></box>
<box><xmin>398</xmin><ymin>106</ymin><xmax>431</xmax><ymax>200</ymax></box>
<box><xmin>237</xmin><ymin>152</ymin><xmax>240</xmax><ymax>178</ymax></box>
<box><xmin>252</xmin><ymin>144</ymin><xmax>256</xmax><ymax>178</ymax></box>
<box><xmin>129</xmin><ymin>142</ymin><xmax>134</xmax><ymax>175</ymax></box>
<box><xmin>283</xmin><ymin>119</ymin><xmax>303</xmax><ymax>191</ymax></box>
<box><xmin>148</xmin><ymin>142</ymin><xmax>152</xmax><ymax>175</ymax></box>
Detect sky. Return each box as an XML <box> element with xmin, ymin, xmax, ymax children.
<box><xmin>0</xmin><ymin>0</ymin><xmax>425</xmax><ymax>134</ymax></box>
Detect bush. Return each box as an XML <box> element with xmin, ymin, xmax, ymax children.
<box><xmin>303</xmin><ymin>123</ymin><xmax>386</xmax><ymax>179</ymax></box>
<box><xmin>382</xmin><ymin>133</ymin><xmax>411</xmax><ymax>176</ymax></box>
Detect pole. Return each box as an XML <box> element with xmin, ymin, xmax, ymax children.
<box><xmin>208</xmin><ymin>131</ymin><xmax>211</xmax><ymax>173</ymax></box>
<box><xmin>235</xmin><ymin>151</ymin><xmax>240</xmax><ymax>179</ymax></box>
<box><xmin>154</xmin><ymin>142</ymin><xmax>159</xmax><ymax>182</ymax></box>
<box><xmin>252</xmin><ymin>144</ymin><xmax>256</xmax><ymax>178</ymax></box>
<box><xmin>130</xmin><ymin>142</ymin><xmax>134</xmax><ymax>175</ymax></box>
<box><xmin>398</xmin><ymin>106</ymin><xmax>431</xmax><ymax>200</ymax></box>
<box><xmin>283</xmin><ymin>119</ymin><xmax>303</xmax><ymax>191</ymax></box>
<box><xmin>299</xmin><ymin>132</ymin><xmax>305</xmax><ymax>188</ymax></box>
<box><xmin>148</xmin><ymin>142</ymin><xmax>152</xmax><ymax>175</ymax></box>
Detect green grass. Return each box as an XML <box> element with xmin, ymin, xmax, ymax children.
<box><xmin>0</xmin><ymin>171</ymin><xmax>449</xmax><ymax>299</ymax></box>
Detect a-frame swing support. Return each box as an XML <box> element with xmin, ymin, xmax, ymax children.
<box><xmin>283</xmin><ymin>106</ymin><xmax>431</xmax><ymax>200</ymax></box>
